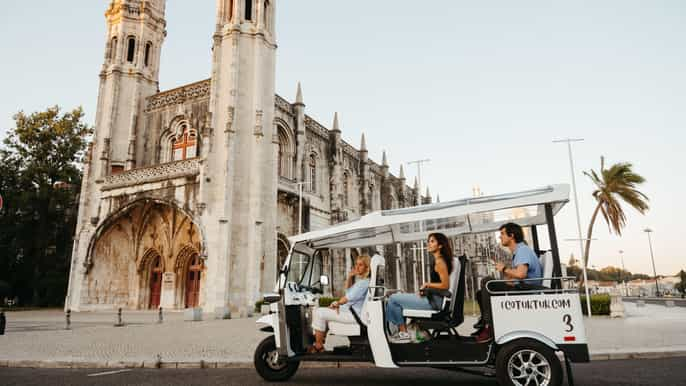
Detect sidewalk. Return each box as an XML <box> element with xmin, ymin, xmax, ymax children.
<box><xmin>1</xmin><ymin>301</ymin><xmax>685</xmax><ymax>369</ymax></box>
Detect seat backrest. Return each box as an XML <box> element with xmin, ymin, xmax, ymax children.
<box><xmin>540</xmin><ymin>251</ymin><xmax>554</xmax><ymax>288</ymax></box>
<box><xmin>448</xmin><ymin>255</ymin><xmax>467</xmax><ymax>326</ymax></box>
<box><xmin>361</xmin><ymin>253</ymin><xmax>385</xmax><ymax>325</ymax></box>
<box><xmin>440</xmin><ymin>256</ymin><xmax>460</xmax><ymax>309</ymax></box>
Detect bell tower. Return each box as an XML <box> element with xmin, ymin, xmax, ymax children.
<box><xmin>202</xmin><ymin>0</ymin><xmax>278</xmax><ymax>316</ymax></box>
<box><xmin>96</xmin><ymin>0</ymin><xmax>167</xmax><ymax>175</ymax></box>
<box><xmin>65</xmin><ymin>0</ymin><xmax>167</xmax><ymax>311</ymax></box>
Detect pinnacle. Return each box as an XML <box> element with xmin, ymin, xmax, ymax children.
<box><xmin>332</xmin><ymin>112</ymin><xmax>340</xmax><ymax>132</ymax></box>
<box><xmin>382</xmin><ymin>150</ymin><xmax>388</xmax><ymax>167</ymax></box>
<box><xmin>399</xmin><ymin>164</ymin><xmax>405</xmax><ymax>180</ymax></box>
<box><xmin>295</xmin><ymin>82</ymin><xmax>304</xmax><ymax>105</ymax></box>
<box><xmin>360</xmin><ymin>133</ymin><xmax>367</xmax><ymax>152</ymax></box>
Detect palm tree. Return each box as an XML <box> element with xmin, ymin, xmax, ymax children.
<box><xmin>583</xmin><ymin>157</ymin><xmax>649</xmax><ymax>268</ymax></box>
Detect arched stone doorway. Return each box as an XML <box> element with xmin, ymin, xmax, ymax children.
<box><xmin>184</xmin><ymin>254</ymin><xmax>202</xmax><ymax>308</ymax></box>
<box><xmin>149</xmin><ymin>254</ymin><xmax>163</xmax><ymax>309</ymax></box>
<box><xmin>83</xmin><ymin>199</ymin><xmax>204</xmax><ymax>310</ymax></box>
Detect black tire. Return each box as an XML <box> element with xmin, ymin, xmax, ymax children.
<box><xmin>495</xmin><ymin>339</ymin><xmax>562</xmax><ymax>386</ymax></box>
<box><xmin>254</xmin><ymin>335</ymin><xmax>300</xmax><ymax>382</ymax></box>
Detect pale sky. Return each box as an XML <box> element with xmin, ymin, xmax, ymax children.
<box><xmin>1</xmin><ymin>1</ymin><xmax>684</xmax><ymax>275</ymax></box>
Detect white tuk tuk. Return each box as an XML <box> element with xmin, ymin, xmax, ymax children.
<box><xmin>254</xmin><ymin>184</ymin><xmax>589</xmax><ymax>386</ymax></box>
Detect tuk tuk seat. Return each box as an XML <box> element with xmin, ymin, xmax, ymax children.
<box><xmin>402</xmin><ymin>256</ymin><xmax>466</xmax><ymax>326</ymax></box>
<box><xmin>328</xmin><ymin>320</ymin><xmax>361</xmax><ymax>336</ymax></box>
<box><xmin>540</xmin><ymin>251</ymin><xmax>554</xmax><ymax>288</ymax></box>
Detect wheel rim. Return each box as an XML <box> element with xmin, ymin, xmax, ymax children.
<box><xmin>262</xmin><ymin>348</ymin><xmax>287</xmax><ymax>371</ymax></box>
<box><xmin>507</xmin><ymin>349</ymin><xmax>552</xmax><ymax>386</ymax></box>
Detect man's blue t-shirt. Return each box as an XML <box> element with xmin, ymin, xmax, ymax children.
<box><xmin>512</xmin><ymin>242</ymin><xmax>543</xmax><ymax>286</ymax></box>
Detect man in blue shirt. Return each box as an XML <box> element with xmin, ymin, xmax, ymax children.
<box><xmin>474</xmin><ymin>222</ymin><xmax>544</xmax><ymax>342</ymax></box>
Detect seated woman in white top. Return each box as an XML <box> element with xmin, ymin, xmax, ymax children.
<box><xmin>308</xmin><ymin>255</ymin><xmax>371</xmax><ymax>353</ymax></box>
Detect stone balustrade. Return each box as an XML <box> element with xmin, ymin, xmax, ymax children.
<box><xmin>102</xmin><ymin>158</ymin><xmax>201</xmax><ymax>191</ymax></box>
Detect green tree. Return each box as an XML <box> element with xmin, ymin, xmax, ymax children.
<box><xmin>583</xmin><ymin>157</ymin><xmax>649</xmax><ymax>268</ymax></box>
<box><xmin>676</xmin><ymin>270</ymin><xmax>686</xmax><ymax>298</ymax></box>
<box><xmin>0</xmin><ymin>106</ymin><xmax>91</xmax><ymax>306</ymax></box>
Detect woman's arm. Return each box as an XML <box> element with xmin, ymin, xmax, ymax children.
<box><xmin>421</xmin><ymin>259</ymin><xmax>450</xmax><ymax>290</ymax></box>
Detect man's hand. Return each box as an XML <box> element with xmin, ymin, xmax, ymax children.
<box><xmin>495</xmin><ymin>262</ymin><xmax>506</xmax><ymax>274</ymax></box>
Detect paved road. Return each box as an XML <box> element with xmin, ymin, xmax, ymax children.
<box><xmin>2</xmin><ymin>358</ymin><xmax>685</xmax><ymax>386</ymax></box>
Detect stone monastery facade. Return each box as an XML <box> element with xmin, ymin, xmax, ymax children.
<box><xmin>65</xmin><ymin>0</ymin><xmax>428</xmax><ymax>317</ymax></box>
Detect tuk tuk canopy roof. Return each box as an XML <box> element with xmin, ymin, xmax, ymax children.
<box><xmin>289</xmin><ymin>184</ymin><xmax>570</xmax><ymax>249</ymax></box>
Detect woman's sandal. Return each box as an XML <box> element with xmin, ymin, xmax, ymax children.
<box><xmin>306</xmin><ymin>344</ymin><xmax>325</xmax><ymax>354</ymax></box>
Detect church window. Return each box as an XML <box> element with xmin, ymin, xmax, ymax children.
<box><xmin>110</xmin><ymin>37</ymin><xmax>118</xmax><ymax>61</ymax></box>
<box><xmin>227</xmin><ymin>0</ymin><xmax>234</xmax><ymax>21</ymax></box>
<box><xmin>111</xmin><ymin>165</ymin><xmax>124</xmax><ymax>175</ymax></box>
<box><xmin>245</xmin><ymin>0</ymin><xmax>253</xmax><ymax>21</ymax></box>
<box><xmin>144</xmin><ymin>42</ymin><xmax>152</xmax><ymax>67</ymax></box>
<box><xmin>172</xmin><ymin>125</ymin><xmax>198</xmax><ymax>161</ymax></box>
<box><xmin>309</xmin><ymin>155</ymin><xmax>317</xmax><ymax>193</ymax></box>
<box><xmin>277</xmin><ymin>125</ymin><xmax>294</xmax><ymax>180</ymax></box>
<box><xmin>263</xmin><ymin>0</ymin><xmax>270</xmax><ymax>30</ymax></box>
<box><xmin>126</xmin><ymin>37</ymin><xmax>136</xmax><ymax>63</ymax></box>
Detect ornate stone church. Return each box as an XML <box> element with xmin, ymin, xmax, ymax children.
<box><xmin>65</xmin><ymin>0</ymin><xmax>427</xmax><ymax>316</ymax></box>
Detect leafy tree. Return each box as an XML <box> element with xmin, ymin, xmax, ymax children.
<box><xmin>676</xmin><ymin>270</ymin><xmax>686</xmax><ymax>298</ymax></box>
<box><xmin>583</xmin><ymin>157</ymin><xmax>649</xmax><ymax>268</ymax></box>
<box><xmin>0</xmin><ymin>106</ymin><xmax>91</xmax><ymax>306</ymax></box>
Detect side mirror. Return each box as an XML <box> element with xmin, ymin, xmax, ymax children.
<box><xmin>263</xmin><ymin>293</ymin><xmax>281</xmax><ymax>304</ymax></box>
<box><xmin>320</xmin><ymin>275</ymin><xmax>330</xmax><ymax>286</ymax></box>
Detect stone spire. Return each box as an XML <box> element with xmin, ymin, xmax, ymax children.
<box><xmin>360</xmin><ymin>133</ymin><xmax>367</xmax><ymax>152</ymax></box>
<box><xmin>332</xmin><ymin>112</ymin><xmax>340</xmax><ymax>132</ymax></box>
<box><xmin>399</xmin><ymin>164</ymin><xmax>405</xmax><ymax>180</ymax></box>
<box><xmin>295</xmin><ymin>82</ymin><xmax>304</xmax><ymax>106</ymax></box>
<box><xmin>382</xmin><ymin>150</ymin><xmax>388</xmax><ymax>167</ymax></box>
<box><xmin>426</xmin><ymin>187</ymin><xmax>431</xmax><ymax>199</ymax></box>
<box><xmin>413</xmin><ymin>176</ymin><xmax>419</xmax><ymax>191</ymax></box>
<box><xmin>436</xmin><ymin>194</ymin><xmax>441</xmax><ymax>203</ymax></box>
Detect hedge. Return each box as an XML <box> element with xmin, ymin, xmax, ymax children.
<box><xmin>318</xmin><ymin>297</ymin><xmax>336</xmax><ymax>307</ymax></box>
<box><xmin>580</xmin><ymin>294</ymin><xmax>611</xmax><ymax>316</ymax></box>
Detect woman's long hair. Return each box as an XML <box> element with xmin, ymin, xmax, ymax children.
<box><xmin>356</xmin><ymin>255</ymin><xmax>371</xmax><ymax>279</ymax></box>
<box><xmin>428</xmin><ymin>232</ymin><xmax>454</xmax><ymax>274</ymax></box>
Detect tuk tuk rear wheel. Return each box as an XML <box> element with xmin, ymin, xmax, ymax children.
<box><xmin>254</xmin><ymin>335</ymin><xmax>299</xmax><ymax>382</ymax></box>
<box><xmin>495</xmin><ymin>339</ymin><xmax>562</xmax><ymax>386</ymax></box>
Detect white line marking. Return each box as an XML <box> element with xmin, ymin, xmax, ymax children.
<box><xmin>87</xmin><ymin>369</ymin><xmax>133</xmax><ymax>377</ymax></box>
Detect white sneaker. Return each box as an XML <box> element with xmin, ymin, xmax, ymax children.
<box><xmin>389</xmin><ymin>331</ymin><xmax>411</xmax><ymax>344</ymax></box>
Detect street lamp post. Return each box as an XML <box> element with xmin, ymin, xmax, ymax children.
<box><xmin>619</xmin><ymin>250</ymin><xmax>628</xmax><ymax>296</ymax></box>
<box><xmin>553</xmin><ymin>138</ymin><xmax>592</xmax><ymax>316</ymax></box>
<box><xmin>407</xmin><ymin>158</ymin><xmax>431</xmax><ymax>281</ymax></box>
<box><xmin>644</xmin><ymin>228</ymin><xmax>660</xmax><ymax>297</ymax></box>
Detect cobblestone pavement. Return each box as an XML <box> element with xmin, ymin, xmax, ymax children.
<box><xmin>1</xmin><ymin>302</ymin><xmax>685</xmax><ymax>366</ymax></box>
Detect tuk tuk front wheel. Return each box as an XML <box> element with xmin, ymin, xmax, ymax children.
<box><xmin>495</xmin><ymin>339</ymin><xmax>562</xmax><ymax>386</ymax></box>
<box><xmin>254</xmin><ymin>335</ymin><xmax>299</xmax><ymax>382</ymax></box>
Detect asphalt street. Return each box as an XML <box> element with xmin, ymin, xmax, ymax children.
<box><xmin>2</xmin><ymin>358</ymin><xmax>685</xmax><ymax>386</ymax></box>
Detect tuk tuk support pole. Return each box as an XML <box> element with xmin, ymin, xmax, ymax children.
<box><xmin>544</xmin><ymin>204</ymin><xmax>563</xmax><ymax>289</ymax></box>
<box><xmin>531</xmin><ymin>225</ymin><xmax>541</xmax><ymax>256</ymax></box>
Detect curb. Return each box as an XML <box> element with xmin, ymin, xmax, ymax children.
<box><xmin>0</xmin><ymin>360</ymin><xmax>370</xmax><ymax>370</ymax></box>
<box><xmin>590</xmin><ymin>350</ymin><xmax>686</xmax><ymax>361</ymax></box>
<box><xmin>2</xmin><ymin>351</ymin><xmax>685</xmax><ymax>369</ymax></box>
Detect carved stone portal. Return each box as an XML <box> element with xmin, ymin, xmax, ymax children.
<box><xmin>84</xmin><ymin>201</ymin><xmax>203</xmax><ymax>310</ymax></box>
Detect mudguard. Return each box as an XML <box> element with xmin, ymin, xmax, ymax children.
<box><xmin>256</xmin><ymin>313</ymin><xmax>281</xmax><ymax>347</ymax></box>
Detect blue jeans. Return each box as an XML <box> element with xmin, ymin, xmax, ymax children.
<box><xmin>386</xmin><ymin>293</ymin><xmax>435</xmax><ymax>327</ymax></box>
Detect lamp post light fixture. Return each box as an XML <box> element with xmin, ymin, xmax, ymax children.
<box><xmin>644</xmin><ymin>228</ymin><xmax>660</xmax><ymax>297</ymax></box>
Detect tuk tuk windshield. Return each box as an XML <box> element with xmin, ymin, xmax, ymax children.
<box><xmin>286</xmin><ymin>249</ymin><xmax>322</xmax><ymax>287</ymax></box>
